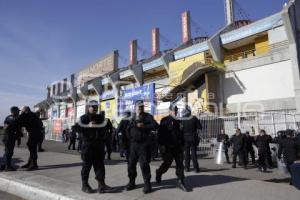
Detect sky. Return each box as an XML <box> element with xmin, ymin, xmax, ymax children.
<box><xmin>0</xmin><ymin>0</ymin><xmax>288</xmax><ymax>124</ymax></box>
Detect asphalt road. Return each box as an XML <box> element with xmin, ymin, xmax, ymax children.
<box><xmin>0</xmin><ymin>191</ymin><xmax>24</xmax><ymax>200</ymax></box>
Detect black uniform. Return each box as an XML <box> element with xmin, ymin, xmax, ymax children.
<box><xmin>255</xmin><ymin>134</ymin><xmax>272</xmax><ymax>171</ymax></box>
<box><xmin>68</xmin><ymin>126</ymin><xmax>77</xmax><ymax>150</ymax></box>
<box><xmin>230</xmin><ymin>134</ymin><xmax>247</xmax><ymax>168</ymax></box>
<box><xmin>181</xmin><ymin>116</ymin><xmax>202</xmax><ymax>172</ymax></box>
<box><xmin>216</xmin><ymin>133</ymin><xmax>230</xmax><ymax>163</ymax></box>
<box><xmin>116</xmin><ymin>118</ymin><xmax>130</xmax><ymax>159</ymax></box>
<box><xmin>278</xmin><ymin>137</ymin><xmax>299</xmax><ymax>174</ymax></box>
<box><xmin>1</xmin><ymin>115</ymin><xmax>22</xmax><ymax>170</ymax></box>
<box><xmin>156</xmin><ymin>115</ymin><xmax>185</xmax><ymax>181</ymax></box>
<box><xmin>19</xmin><ymin>111</ymin><xmax>43</xmax><ymax>169</ymax></box>
<box><xmin>126</xmin><ymin>112</ymin><xmax>157</xmax><ymax>190</ymax></box>
<box><xmin>104</xmin><ymin>118</ymin><xmax>113</xmax><ymax>160</ymax></box>
<box><xmin>245</xmin><ymin>135</ymin><xmax>256</xmax><ymax>165</ymax></box>
<box><xmin>79</xmin><ymin>113</ymin><xmax>106</xmax><ymax>185</ymax></box>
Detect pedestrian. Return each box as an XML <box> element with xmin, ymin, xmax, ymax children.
<box><xmin>155</xmin><ymin>105</ymin><xmax>188</xmax><ymax>192</ymax></box>
<box><xmin>68</xmin><ymin>124</ymin><xmax>77</xmax><ymax>150</ymax></box>
<box><xmin>181</xmin><ymin>107</ymin><xmax>202</xmax><ymax>173</ymax></box>
<box><xmin>62</xmin><ymin>129</ymin><xmax>68</xmax><ymax>143</ymax></box>
<box><xmin>125</xmin><ymin>100</ymin><xmax>157</xmax><ymax>194</ymax></box>
<box><xmin>19</xmin><ymin>106</ymin><xmax>43</xmax><ymax>171</ymax></box>
<box><xmin>216</xmin><ymin>129</ymin><xmax>230</xmax><ymax>164</ymax></box>
<box><xmin>245</xmin><ymin>131</ymin><xmax>256</xmax><ymax>165</ymax></box>
<box><xmin>0</xmin><ymin>106</ymin><xmax>22</xmax><ymax>171</ymax></box>
<box><xmin>79</xmin><ymin>101</ymin><xmax>113</xmax><ymax>193</ymax></box>
<box><xmin>101</xmin><ymin>111</ymin><xmax>113</xmax><ymax>160</ymax></box>
<box><xmin>255</xmin><ymin>130</ymin><xmax>272</xmax><ymax>172</ymax></box>
<box><xmin>116</xmin><ymin>111</ymin><xmax>131</xmax><ymax>160</ymax></box>
<box><xmin>278</xmin><ymin>129</ymin><xmax>299</xmax><ymax>185</ymax></box>
<box><xmin>230</xmin><ymin>128</ymin><xmax>247</xmax><ymax>169</ymax></box>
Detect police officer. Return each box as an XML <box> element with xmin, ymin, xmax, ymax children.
<box><xmin>116</xmin><ymin>111</ymin><xmax>131</xmax><ymax>160</ymax></box>
<box><xmin>36</xmin><ymin>111</ymin><xmax>45</xmax><ymax>152</ymax></box>
<box><xmin>126</xmin><ymin>100</ymin><xmax>157</xmax><ymax>194</ymax></box>
<box><xmin>255</xmin><ymin>130</ymin><xmax>272</xmax><ymax>172</ymax></box>
<box><xmin>156</xmin><ymin>105</ymin><xmax>187</xmax><ymax>192</ymax></box>
<box><xmin>216</xmin><ymin>129</ymin><xmax>230</xmax><ymax>164</ymax></box>
<box><xmin>68</xmin><ymin>124</ymin><xmax>77</xmax><ymax>150</ymax></box>
<box><xmin>181</xmin><ymin>107</ymin><xmax>202</xmax><ymax>173</ymax></box>
<box><xmin>278</xmin><ymin>129</ymin><xmax>299</xmax><ymax>184</ymax></box>
<box><xmin>245</xmin><ymin>131</ymin><xmax>256</xmax><ymax>165</ymax></box>
<box><xmin>0</xmin><ymin>106</ymin><xmax>22</xmax><ymax>171</ymax></box>
<box><xmin>79</xmin><ymin>101</ymin><xmax>113</xmax><ymax>193</ymax></box>
<box><xmin>101</xmin><ymin>111</ymin><xmax>113</xmax><ymax>160</ymax></box>
<box><xmin>230</xmin><ymin>128</ymin><xmax>247</xmax><ymax>169</ymax></box>
<box><xmin>19</xmin><ymin>106</ymin><xmax>43</xmax><ymax>171</ymax></box>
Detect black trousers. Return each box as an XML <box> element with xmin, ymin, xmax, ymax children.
<box><xmin>224</xmin><ymin>149</ymin><xmax>230</xmax><ymax>163</ymax></box>
<box><xmin>258</xmin><ymin>152</ymin><xmax>269</xmax><ymax>169</ymax></box>
<box><xmin>157</xmin><ymin>146</ymin><xmax>184</xmax><ymax>180</ymax></box>
<box><xmin>27</xmin><ymin>137</ymin><xmax>39</xmax><ymax>165</ymax></box>
<box><xmin>246</xmin><ymin>148</ymin><xmax>256</xmax><ymax>164</ymax></box>
<box><xmin>105</xmin><ymin>137</ymin><xmax>112</xmax><ymax>155</ymax></box>
<box><xmin>232</xmin><ymin>150</ymin><xmax>246</xmax><ymax>167</ymax></box>
<box><xmin>128</xmin><ymin>142</ymin><xmax>151</xmax><ymax>183</ymax></box>
<box><xmin>184</xmin><ymin>141</ymin><xmax>199</xmax><ymax>170</ymax></box>
<box><xmin>68</xmin><ymin>138</ymin><xmax>76</xmax><ymax>150</ymax></box>
<box><xmin>81</xmin><ymin>141</ymin><xmax>105</xmax><ymax>183</ymax></box>
<box><xmin>1</xmin><ymin>137</ymin><xmax>16</xmax><ymax>167</ymax></box>
<box><xmin>77</xmin><ymin>138</ymin><xmax>82</xmax><ymax>151</ymax></box>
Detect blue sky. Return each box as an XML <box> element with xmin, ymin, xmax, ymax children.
<box><xmin>0</xmin><ymin>0</ymin><xmax>288</xmax><ymax>123</ymax></box>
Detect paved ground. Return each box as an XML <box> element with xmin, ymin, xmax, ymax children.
<box><xmin>0</xmin><ymin>191</ymin><xmax>24</xmax><ymax>200</ymax></box>
<box><xmin>0</xmin><ymin>138</ymin><xmax>299</xmax><ymax>200</ymax></box>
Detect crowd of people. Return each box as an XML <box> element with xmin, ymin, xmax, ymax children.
<box><xmin>1</xmin><ymin>101</ymin><xmax>300</xmax><ymax>195</ymax></box>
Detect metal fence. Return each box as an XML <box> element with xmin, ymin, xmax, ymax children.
<box><xmin>198</xmin><ymin>112</ymin><xmax>300</xmax><ymax>156</ymax></box>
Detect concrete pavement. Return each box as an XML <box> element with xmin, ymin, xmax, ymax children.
<box><xmin>0</xmin><ymin>145</ymin><xmax>299</xmax><ymax>200</ymax></box>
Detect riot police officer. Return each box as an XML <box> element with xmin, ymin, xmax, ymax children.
<box><xmin>101</xmin><ymin>111</ymin><xmax>113</xmax><ymax>160</ymax></box>
<box><xmin>216</xmin><ymin>129</ymin><xmax>230</xmax><ymax>164</ymax></box>
<box><xmin>0</xmin><ymin>106</ymin><xmax>22</xmax><ymax>171</ymax></box>
<box><xmin>116</xmin><ymin>111</ymin><xmax>131</xmax><ymax>160</ymax></box>
<box><xmin>245</xmin><ymin>131</ymin><xmax>256</xmax><ymax>165</ymax></box>
<box><xmin>230</xmin><ymin>128</ymin><xmax>247</xmax><ymax>169</ymax></box>
<box><xmin>255</xmin><ymin>130</ymin><xmax>272</xmax><ymax>172</ymax></box>
<box><xmin>68</xmin><ymin>124</ymin><xmax>77</xmax><ymax>150</ymax></box>
<box><xmin>79</xmin><ymin>101</ymin><xmax>113</xmax><ymax>194</ymax></box>
<box><xmin>19</xmin><ymin>106</ymin><xmax>43</xmax><ymax>171</ymax></box>
<box><xmin>156</xmin><ymin>105</ymin><xmax>187</xmax><ymax>192</ymax></box>
<box><xmin>181</xmin><ymin>108</ymin><xmax>202</xmax><ymax>173</ymax></box>
<box><xmin>126</xmin><ymin>100</ymin><xmax>157</xmax><ymax>194</ymax></box>
<box><xmin>278</xmin><ymin>129</ymin><xmax>299</xmax><ymax>184</ymax></box>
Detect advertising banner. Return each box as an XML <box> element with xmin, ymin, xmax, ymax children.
<box><xmin>100</xmin><ymin>99</ymin><xmax>116</xmax><ymax>120</ymax></box>
<box><xmin>119</xmin><ymin>83</ymin><xmax>155</xmax><ymax>115</ymax></box>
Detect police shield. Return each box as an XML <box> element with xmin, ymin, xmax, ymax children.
<box><xmin>277</xmin><ymin>157</ymin><xmax>289</xmax><ymax>175</ymax></box>
<box><xmin>215</xmin><ymin>142</ymin><xmax>225</xmax><ymax>165</ymax></box>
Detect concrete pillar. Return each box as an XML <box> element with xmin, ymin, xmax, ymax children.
<box><xmin>181</xmin><ymin>11</ymin><xmax>191</xmax><ymax>43</ymax></box>
<box><xmin>225</xmin><ymin>0</ymin><xmax>235</xmax><ymax>25</ymax></box>
<box><xmin>130</xmin><ymin>40</ymin><xmax>138</xmax><ymax>65</ymax></box>
<box><xmin>152</xmin><ymin>28</ymin><xmax>160</xmax><ymax>56</ymax></box>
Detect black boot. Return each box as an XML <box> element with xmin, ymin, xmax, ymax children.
<box><xmin>27</xmin><ymin>160</ymin><xmax>38</xmax><ymax>171</ymax></box>
<box><xmin>82</xmin><ymin>182</ymin><xmax>93</xmax><ymax>193</ymax></box>
<box><xmin>156</xmin><ymin>170</ymin><xmax>162</xmax><ymax>183</ymax></box>
<box><xmin>21</xmin><ymin>159</ymin><xmax>31</xmax><ymax>169</ymax></box>
<box><xmin>143</xmin><ymin>181</ymin><xmax>152</xmax><ymax>194</ymax></box>
<box><xmin>98</xmin><ymin>180</ymin><xmax>114</xmax><ymax>193</ymax></box>
<box><xmin>107</xmin><ymin>154</ymin><xmax>111</xmax><ymax>160</ymax></box>
<box><xmin>177</xmin><ymin>179</ymin><xmax>188</xmax><ymax>192</ymax></box>
<box><xmin>194</xmin><ymin>168</ymin><xmax>200</xmax><ymax>173</ymax></box>
<box><xmin>126</xmin><ymin>180</ymin><xmax>136</xmax><ymax>191</ymax></box>
<box><xmin>5</xmin><ymin>165</ymin><xmax>17</xmax><ymax>172</ymax></box>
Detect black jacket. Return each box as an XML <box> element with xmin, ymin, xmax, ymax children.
<box><xmin>19</xmin><ymin>112</ymin><xmax>43</xmax><ymax>138</ymax></box>
<box><xmin>158</xmin><ymin>115</ymin><xmax>184</xmax><ymax>147</ymax></box>
<box><xmin>181</xmin><ymin>116</ymin><xmax>202</xmax><ymax>142</ymax></box>
<box><xmin>255</xmin><ymin>135</ymin><xmax>272</xmax><ymax>154</ymax></box>
<box><xmin>79</xmin><ymin>113</ymin><xmax>105</xmax><ymax>142</ymax></box>
<box><xmin>127</xmin><ymin>112</ymin><xmax>157</xmax><ymax>143</ymax></box>
<box><xmin>245</xmin><ymin>135</ymin><xmax>255</xmax><ymax>150</ymax></box>
<box><xmin>230</xmin><ymin>134</ymin><xmax>247</xmax><ymax>152</ymax></box>
<box><xmin>3</xmin><ymin>115</ymin><xmax>22</xmax><ymax>140</ymax></box>
<box><xmin>117</xmin><ymin>118</ymin><xmax>130</xmax><ymax>146</ymax></box>
<box><xmin>278</xmin><ymin>137</ymin><xmax>299</xmax><ymax>163</ymax></box>
<box><xmin>217</xmin><ymin>133</ymin><xmax>230</xmax><ymax>147</ymax></box>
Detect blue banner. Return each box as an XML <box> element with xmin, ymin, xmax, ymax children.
<box><xmin>119</xmin><ymin>83</ymin><xmax>155</xmax><ymax>115</ymax></box>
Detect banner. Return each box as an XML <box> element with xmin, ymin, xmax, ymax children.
<box><xmin>119</xmin><ymin>83</ymin><xmax>155</xmax><ymax>115</ymax></box>
<box><xmin>100</xmin><ymin>99</ymin><xmax>116</xmax><ymax>120</ymax></box>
